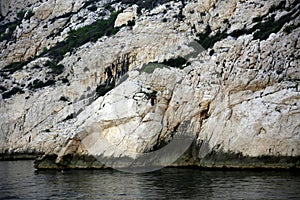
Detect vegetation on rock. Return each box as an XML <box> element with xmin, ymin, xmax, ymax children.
<box><xmin>96</xmin><ymin>82</ymin><xmax>115</xmax><ymax>97</ymax></box>
<box><xmin>43</xmin><ymin>11</ymin><xmax>121</xmax><ymax>63</ymax></box>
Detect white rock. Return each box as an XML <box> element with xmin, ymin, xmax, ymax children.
<box><xmin>114</xmin><ymin>5</ymin><xmax>138</xmax><ymax>27</ymax></box>
<box><xmin>1</xmin><ymin>0</ymin><xmax>299</xmax><ymax>169</ymax></box>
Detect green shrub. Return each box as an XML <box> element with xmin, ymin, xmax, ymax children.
<box><xmin>17</xmin><ymin>10</ymin><xmax>26</xmax><ymax>19</ymax></box>
<box><xmin>115</xmin><ymin>0</ymin><xmax>175</xmax><ymax>11</ymax></box>
<box><xmin>162</xmin><ymin>56</ymin><xmax>187</xmax><ymax>69</ymax></box>
<box><xmin>24</xmin><ymin>10</ymin><xmax>34</xmax><ymax>20</ymax></box>
<box><xmin>96</xmin><ymin>82</ymin><xmax>115</xmax><ymax>97</ymax></box>
<box><xmin>269</xmin><ymin>0</ymin><xmax>286</xmax><ymax>13</ymax></box>
<box><xmin>87</xmin><ymin>5</ymin><xmax>98</xmax><ymax>12</ymax></box>
<box><xmin>0</xmin><ymin>86</ymin><xmax>8</xmax><ymax>93</ymax></box>
<box><xmin>127</xmin><ymin>20</ymin><xmax>135</xmax><ymax>27</ymax></box>
<box><xmin>59</xmin><ymin>96</ymin><xmax>69</xmax><ymax>101</ymax></box>
<box><xmin>62</xmin><ymin>114</ymin><xmax>74</xmax><ymax>121</ymax></box>
<box><xmin>251</xmin><ymin>3</ymin><xmax>298</xmax><ymax>40</ymax></box>
<box><xmin>45</xmin><ymin>60</ymin><xmax>64</xmax><ymax>75</ymax></box>
<box><xmin>1</xmin><ymin>62</ymin><xmax>25</xmax><ymax>74</ymax></box>
<box><xmin>145</xmin><ymin>90</ymin><xmax>157</xmax><ymax>99</ymax></box>
<box><xmin>141</xmin><ymin>57</ymin><xmax>187</xmax><ymax>73</ymax></box>
<box><xmin>30</xmin><ymin>79</ymin><xmax>56</xmax><ymax>89</ymax></box>
<box><xmin>196</xmin><ymin>25</ymin><xmax>230</xmax><ymax>50</ymax></box>
<box><xmin>283</xmin><ymin>23</ymin><xmax>300</xmax><ymax>34</ymax></box>
<box><xmin>60</xmin><ymin>78</ymin><xmax>70</xmax><ymax>84</ymax></box>
<box><xmin>2</xmin><ymin>87</ymin><xmax>24</xmax><ymax>99</ymax></box>
<box><xmin>0</xmin><ymin>22</ymin><xmax>17</xmax><ymax>42</ymax></box>
<box><xmin>252</xmin><ymin>12</ymin><xmax>296</xmax><ymax>40</ymax></box>
<box><xmin>195</xmin><ymin>2</ymin><xmax>299</xmax><ymax>47</ymax></box>
<box><xmin>252</xmin><ymin>16</ymin><xmax>264</xmax><ymax>23</ymax></box>
<box><xmin>83</xmin><ymin>0</ymin><xmax>99</xmax><ymax>9</ymax></box>
<box><xmin>0</xmin><ymin>10</ymin><xmax>30</xmax><ymax>42</ymax></box>
<box><xmin>45</xmin><ymin>11</ymin><xmax>121</xmax><ymax>62</ymax></box>
<box><xmin>42</xmin><ymin>47</ymin><xmax>48</xmax><ymax>54</ymax></box>
<box><xmin>141</xmin><ymin>63</ymin><xmax>166</xmax><ymax>73</ymax></box>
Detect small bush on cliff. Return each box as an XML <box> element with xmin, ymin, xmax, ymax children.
<box><xmin>0</xmin><ymin>10</ymin><xmax>32</xmax><ymax>42</ymax></box>
<box><xmin>141</xmin><ymin>57</ymin><xmax>187</xmax><ymax>73</ymax></box>
<box><xmin>252</xmin><ymin>11</ymin><xmax>297</xmax><ymax>40</ymax></box>
<box><xmin>45</xmin><ymin>60</ymin><xmax>64</xmax><ymax>75</ymax></box>
<box><xmin>196</xmin><ymin>2</ymin><xmax>299</xmax><ymax>48</ymax></box>
<box><xmin>196</xmin><ymin>25</ymin><xmax>229</xmax><ymax>50</ymax></box>
<box><xmin>283</xmin><ymin>23</ymin><xmax>300</xmax><ymax>34</ymax></box>
<box><xmin>87</xmin><ymin>5</ymin><xmax>98</xmax><ymax>12</ymax></box>
<box><xmin>162</xmin><ymin>56</ymin><xmax>187</xmax><ymax>69</ymax></box>
<box><xmin>2</xmin><ymin>87</ymin><xmax>25</xmax><ymax>99</ymax></box>
<box><xmin>0</xmin><ymin>86</ymin><xmax>7</xmax><ymax>93</ymax></box>
<box><xmin>29</xmin><ymin>79</ymin><xmax>56</xmax><ymax>89</ymax></box>
<box><xmin>1</xmin><ymin>62</ymin><xmax>25</xmax><ymax>74</ymax></box>
<box><xmin>24</xmin><ymin>10</ymin><xmax>34</xmax><ymax>20</ymax></box>
<box><xmin>96</xmin><ymin>82</ymin><xmax>115</xmax><ymax>97</ymax></box>
<box><xmin>45</xmin><ymin>11</ymin><xmax>120</xmax><ymax>62</ymax></box>
<box><xmin>141</xmin><ymin>63</ymin><xmax>166</xmax><ymax>73</ymax></box>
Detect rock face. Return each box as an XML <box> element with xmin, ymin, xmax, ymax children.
<box><xmin>114</xmin><ymin>5</ymin><xmax>138</xmax><ymax>27</ymax></box>
<box><xmin>0</xmin><ymin>0</ymin><xmax>299</xmax><ymax>169</ymax></box>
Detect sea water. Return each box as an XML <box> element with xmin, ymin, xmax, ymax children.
<box><xmin>0</xmin><ymin>160</ymin><xmax>299</xmax><ymax>199</ymax></box>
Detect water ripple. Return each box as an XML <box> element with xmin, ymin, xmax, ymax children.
<box><xmin>0</xmin><ymin>161</ymin><xmax>299</xmax><ymax>199</ymax></box>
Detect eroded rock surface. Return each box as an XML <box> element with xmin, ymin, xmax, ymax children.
<box><xmin>0</xmin><ymin>0</ymin><xmax>299</xmax><ymax>169</ymax></box>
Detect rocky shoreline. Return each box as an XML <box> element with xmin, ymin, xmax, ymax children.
<box><xmin>0</xmin><ymin>152</ymin><xmax>42</xmax><ymax>161</ymax></box>
<box><xmin>33</xmin><ymin>153</ymin><xmax>300</xmax><ymax>170</ymax></box>
<box><xmin>1</xmin><ymin>151</ymin><xmax>299</xmax><ymax>170</ymax></box>
<box><xmin>1</xmin><ymin>0</ymin><xmax>299</xmax><ymax>170</ymax></box>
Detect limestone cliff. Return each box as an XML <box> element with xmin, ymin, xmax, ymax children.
<box><xmin>0</xmin><ymin>0</ymin><xmax>299</xmax><ymax>169</ymax></box>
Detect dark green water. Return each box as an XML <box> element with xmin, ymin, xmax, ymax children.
<box><xmin>0</xmin><ymin>160</ymin><xmax>299</xmax><ymax>199</ymax></box>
